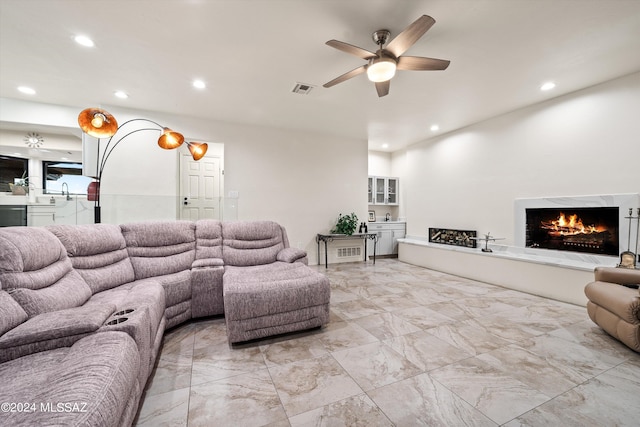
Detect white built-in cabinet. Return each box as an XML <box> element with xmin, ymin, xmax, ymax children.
<box><xmin>368</xmin><ymin>176</ymin><xmax>399</xmax><ymax>205</ymax></box>
<box><xmin>367</xmin><ymin>222</ymin><xmax>406</xmax><ymax>256</ymax></box>
<box><xmin>27</xmin><ymin>205</ymin><xmax>56</xmax><ymax>226</ymax></box>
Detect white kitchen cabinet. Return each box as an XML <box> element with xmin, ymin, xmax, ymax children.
<box><xmin>368</xmin><ymin>176</ymin><xmax>399</xmax><ymax>206</ymax></box>
<box><xmin>367</xmin><ymin>221</ymin><xmax>406</xmax><ymax>256</ymax></box>
<box><xmin>28</xmin><ymin>205</ymin><xmax>56</xmax><ymax>226</ymax></box>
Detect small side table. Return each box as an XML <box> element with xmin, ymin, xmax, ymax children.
<box><xmin>316</xmin><ymin>232</ymin><xmax>378</xmax><ymax>268</ymax></box>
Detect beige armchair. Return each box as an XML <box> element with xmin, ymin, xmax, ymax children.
<box><xmin>584</xmin><ymin>267</ymin><xmax>640</xmax><ymax>352</ymax></box>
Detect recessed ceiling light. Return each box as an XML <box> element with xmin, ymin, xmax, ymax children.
<box><xmin>382</xmin><ymin>143</ymin><xmax>389</xmax><ymax>149</ymax></box>
<box><xmin>17</xmin><ymin>86</ymin><xmax>36</xmax><ymax>95</ymax></box>
<box><xmin>114</xmin><ymin>90</ymin><xmax>128</xmax><ymax>99</ymax></box>
<box><xmin>430</xmin><ymin>124</ymin><xmax>439</xmax><ymax>131</ymax></box>
<box><xmin>193</xmin><ymin>80</ymin><xmax>206</xmax><ymax>89</ymax></box>
<box><xmin>74</xmin><ymin>35</ymin><xmax>94</xmax><ymax>47</ymax></box>
<box><xmin>540</xmin><ymin>81</ymin><xmax>556</xmax><ymax>91</ymax></box>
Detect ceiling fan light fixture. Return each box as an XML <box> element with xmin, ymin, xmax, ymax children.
<box><xmin>367</xmin><ymin>57</ymin><xmax>397</xmax><ymax>82</ymax></box>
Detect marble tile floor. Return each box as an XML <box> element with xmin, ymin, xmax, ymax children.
<box><xmin>133</xmin><ymin>259</ymin><xmax>640</xmax><ymax>426</ymax></box>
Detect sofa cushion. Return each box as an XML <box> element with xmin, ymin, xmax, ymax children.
<box><xmin>0</xmin><ymin>226</ymin><xmax>65</xmax><ymax>272</ymax></box>
<box><xmin>0</xmin><ymin>227</ymin><xmax>92</xmax><ymax>317</ymax></box>
<box><xmin>223</xmin><ymin>262</ymin><xmax>330</xmax><ymax>320</ymax></box>
<box><xmin>48</xmin><ymin>224</ymin><xmax>135</xmax><ymax>294</ymax></box>
<box><xmin>0</xmin><ymin>331</ymin><xmax>140</xmax><ymax>427</ymax></box>
<box><xmin>222</xmin><ymin>221</ymin><xmax>288</xmax><ymax>266</ymax></box>
<box><xmin>195</xmin><ymin>219</ymin><xmax>223</xmax><ymax>259</ymax></box>
<box><xmin>0</xmin><ymin>290</ymin><xmax>28</xmax><ymax>335</ymax></box>
<box><xmin>6</xmin><ymin>269</ymin><xmax>91</xmax><ymax>317</ymax></box>
<box><xmin>120</xmin><ymin>221</ymin><xmax>196</xmax><ymax>279</ymax></box>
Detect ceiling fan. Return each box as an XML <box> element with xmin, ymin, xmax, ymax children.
<box><xmin>323</xmin><ymin>15</ymin><xmax>450</xmax><ymax>97</ymax></box>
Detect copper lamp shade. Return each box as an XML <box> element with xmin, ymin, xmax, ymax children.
<box><xmin>157</xmin><ymin>128</ymin><xmax>185</xmax><ymax>149</ymax></box>
<box><xmin>78</xmin><ymin>108</ymin><xmax>118</xmax><ymax>138</ymax></box>
<box><xmin>186</xmin><ymin>141</ymin><xmax>208</xmax><ymax>160</ymax></box>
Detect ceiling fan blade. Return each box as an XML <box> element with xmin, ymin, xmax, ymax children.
<box><xmin>386</xmin><ymin>15</ymin><xmax>436</xmax><ymax>58</ymax></box>
<box><xmin>323</xmin><ymin>65</ymin><xmax>367</xmax><ymax>88</ymax></box>
<box><xmin>397</xmin><ymin>56</ymin><xmax>450</xmax><ymax>71</ymax></box>
<box><xmin>375</xmin><ymin>80</ymin><xmax>390</xmax><ymax>97</ymax></box>
<box><xmin>326</xmin><ymin>40</ymin><xmax>377</xmax><ymax>60</ymax></box>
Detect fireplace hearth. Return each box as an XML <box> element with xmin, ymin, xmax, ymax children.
<box><xmin>526</xmin><ymin>207</ymin><xmax>619</xmax><ymax>256</ymax></box>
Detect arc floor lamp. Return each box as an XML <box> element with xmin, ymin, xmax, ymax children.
<box><xmin>78</xmin><ymin>107</ymin><xmax>208</xmax><ymax>223</ymax></box>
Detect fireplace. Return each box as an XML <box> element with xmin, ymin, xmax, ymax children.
<box><xmin>525</xmin><ymin>207</ymin><xmax>619</xmax><ymax>256</ymax></box>
<box><xmin>515</xmin><ymin>194</ymin><xmax>639</xmax><ymax>261</ymax></box>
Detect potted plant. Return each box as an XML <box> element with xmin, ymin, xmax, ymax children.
<box><xmin>331</xmin><ymin>212</ymin><xmax>359</xmax><ymax>235</ymax></box>
<box><xmin>10</xmin><ymin>172</ymin><xmax>29</xmax><ymax>195</ymax></box>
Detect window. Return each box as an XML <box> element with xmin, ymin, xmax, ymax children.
<box><xmin>42</xmin><ymin>161</ymin><xmax>92</xmax><ymax>195</ymax></box>
<box><xmin>0</xmin><ymin>156</ymin><xmax>28</xmax><ymax>192</ymax></box>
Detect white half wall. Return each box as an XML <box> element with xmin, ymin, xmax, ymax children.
<box><xmin>399</xmin><ymin>242</ymin><xmax>590</xmax><ymax>306</ymax></box>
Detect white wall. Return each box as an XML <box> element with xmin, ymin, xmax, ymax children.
<box><xmin>398</xmin><ymin>72</ymin><xmax>640</xmax><ymax>244</ymax></box>
<box><xmin>0</xmin><ymin>99</ymin><xmax>368</xmax><ymax>264</ymax></box>
<box><xmin>368</xmin><ymin>150</ymin><xmax>392</xmax><ymax>176</ymax></box>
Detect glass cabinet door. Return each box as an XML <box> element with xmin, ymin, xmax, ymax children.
<box><xmin>387</xmin><ymin>178</ymin><xmax>398</xmax><ymax>205</ymax></box>
<box><xmin>368</xmin><ymin>177</ymin><xmax>374</xmax><ymax>204</ymax></box>
<box><xmin>376</xmin><ymin>177</ymin><xmax>386</xmax><ymax>204</ymax></box>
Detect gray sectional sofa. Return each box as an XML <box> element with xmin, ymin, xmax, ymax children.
<box><xmin>0</xmin><ymin>220</ymin><xmax>330</xmax><ymax>427</ymax></box>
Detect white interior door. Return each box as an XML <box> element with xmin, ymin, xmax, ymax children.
<box><xmin>180</xmin><ymin>154</ymin><xmax>221</xmax><ymax>220</ymax></box>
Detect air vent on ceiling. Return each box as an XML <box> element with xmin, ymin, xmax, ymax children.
<box><xmin>292</xmin><ymin>82</ymin><xmax>315</xmax><ymax>95</ymax></box>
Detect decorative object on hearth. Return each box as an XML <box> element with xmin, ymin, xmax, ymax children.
<box><xmin>331</xmin><ymin>213</ymin><xmax>359</xmax><ymax>235</ymax></box>
<box><xmin>471</xmin><ymin>232</ymin><xmax>506</xmax><ymax>253</ymax></box>
<box><xmin>24</xmin><ymin>132</ymin><xmax>44</xmax><ymax>148</ymax></box>
<box><xmin>78</xmin><ymin>107</ymin><xmax>208</xmax><ymax>223</ymax></box>
<box><xmin>618</xmin><ymin>208</ymin><xmax>639</xmax><ymax>269</ymax></box>
<box><xmin>323</xmin><ymin>15</ymin><xmax>450</xmax><ymax>97</ymax></box>
<box><xmin>429</xmin><ymin>228</ymin><xmax>477</xmax><ymax>248</ymax></box>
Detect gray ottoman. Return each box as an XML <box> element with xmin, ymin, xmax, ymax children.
<box><xmin>223</xmin><ymin>262</ymin><xmax>330</xmax><ymax>343</ymax></box>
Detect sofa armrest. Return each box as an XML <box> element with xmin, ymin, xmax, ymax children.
<box><xmin>594</xmin><ymin>267</ymin><xmax>640</xmax><ymax>286</ymax></box>
<box><xmin>277</xmin><ymin>247</ymin><xmax>308</xmax><ymax>264</ymax></box>
<box><xmin>0</xmin><ymin>303</ymin><xmax>116</xmax><ymax>363</ymax></box>
<box><xmin>585</xmin><ymin>281</ymin><xmax>640</xmax><ymax>324</ymax></box>
<box><xmin>192</xmin><ymin>258</ymin><xmax>224</xmax><ymax>269</ymax></box>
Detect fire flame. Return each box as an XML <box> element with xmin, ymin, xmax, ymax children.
<box><xmin>541</xmin><ymin>212</ymin><xmax>606</xmax><ymax>236</ymax></box>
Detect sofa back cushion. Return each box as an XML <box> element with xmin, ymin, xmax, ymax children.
<box><xmin>120</xmin><ymin>221</ymin><xmax>196</xmax><ymax>279</ymax></box>
<box><xmin>222</xmin><ymin>221</ymin><xmax>289</xmax><ymax>266</ymax></box>
<box><xmin>47</xmin><ymin>224</ymin><xmax>135</xmax><ymax>294</ymax></box>
<box><xmin>0</xmin><ymin>227</ymin><xmax>91</xmax><ymax>317</ymax></box>
<box><xmin>195</xmin><ymin>220</ymin><xmax>223</xmax><ymax>260</ymax></box>
<box><xmin>0</xmin><ymin>290</ymin><xmax>28</xmax><ymax>336</ymax></box>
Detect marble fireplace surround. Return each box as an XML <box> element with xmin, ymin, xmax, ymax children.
<box><xmin>513</xmin><ymin>193</ymin><xmax>640</xmax><ymax>269</ymax></box>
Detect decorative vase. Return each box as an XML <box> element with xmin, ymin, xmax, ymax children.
<box><xmin>12</xmin><ymin>186</ymin><xmax>27</xmax><ymax>196</ymax></box>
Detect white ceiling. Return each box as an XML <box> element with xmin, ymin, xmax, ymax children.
<box><xmin>1</xmin><ymin>0</ymin><xmax>639</xmax><ymax>152</ymax></box>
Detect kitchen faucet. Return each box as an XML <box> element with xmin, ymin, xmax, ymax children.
<box><xmin>385</xmin><ymin>213</ymin><xmax>391</xmax><ymax>222</ymax></box>
<box><xmin>61</xmin><ymin>182</ymin><xmax>72</xmax><ymax>201</ymax></box>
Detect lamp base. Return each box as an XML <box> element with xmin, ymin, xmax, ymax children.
<box><xmin>94</xmin><ymin>206</ymin><xmax>101</xmax><ymax>224</ymax></box>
